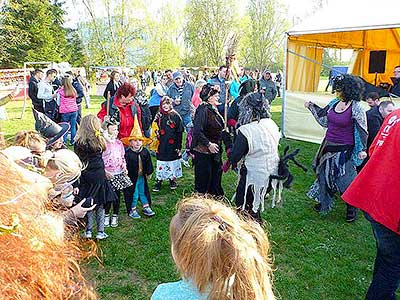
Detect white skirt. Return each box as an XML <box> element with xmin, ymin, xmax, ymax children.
<box><xmin>156</xmin><ymin>159</ymin><xmax>182</xmax><ymax>180</ymax></box>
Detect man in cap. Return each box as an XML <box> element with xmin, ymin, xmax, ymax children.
<box><xmin>259</xmin><ymin>69</ymin><xmax>277</xmax><ymax>103</ymax></box>
<box><xmin>166</xmin><ymin>71</ymin><xmax>195</xmax><ymax>132</ymax></box>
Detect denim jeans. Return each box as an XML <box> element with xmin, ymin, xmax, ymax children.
<box><xmin>364</xmin><ymin>213</ymin><xmax>400</xmax><ymax>300</ymax></box>
<box><xmin>181</xmin><ymin>113</ymin><xmax>193</xmax><ymax>132</ymax></box>
<box><xmin>60</xmin><ymin>111</ymin><xmax>78</xmax><ymax>144</ymax></box>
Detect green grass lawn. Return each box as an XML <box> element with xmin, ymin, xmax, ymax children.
<box><xmin>1</xmin><ymin>96</ymin><xmax>376</xmax><ymax>300</ymax></box>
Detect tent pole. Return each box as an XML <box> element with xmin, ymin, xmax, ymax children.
<box><xmin>281</xmin><ymin>34</ymin><xmax>288</xmax><ymax>137</ymax></box>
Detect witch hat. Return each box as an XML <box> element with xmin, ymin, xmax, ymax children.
<box><xmin>120</xmin><ymin>114</ymin><xmax>151</xmax><ymax>146</ymax></box>
<box><xmin>32</xmin><ymin>108</ymin><xmax>70</xmax><ymax>146</ymax></box>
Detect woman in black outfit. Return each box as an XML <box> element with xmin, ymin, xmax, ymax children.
<box><xmin>191</xmin><ymin>83</ymin><xmax>230</xmax><ymax>197</ymax></box>
<box><xmin>103</xmin><ymin>71</ymin><xmax>121</xmax><ymax>100</ymax></box>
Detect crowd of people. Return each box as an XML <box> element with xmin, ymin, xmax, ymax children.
<box><xmin>2</xmin><ymin>64</ymin><xmax>400</xmax><ymax>299</ymax></box>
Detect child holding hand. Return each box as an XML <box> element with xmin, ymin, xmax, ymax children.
<box><xmin>102</xmin><ymin>118</ymin><xmax>132</xmax><ymax>227</ymax></box>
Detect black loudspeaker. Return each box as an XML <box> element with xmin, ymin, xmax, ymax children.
<box><xmin>369</xmin><ymin>50</ymin><xmax>386</xmax><ymax>74</ymax></box>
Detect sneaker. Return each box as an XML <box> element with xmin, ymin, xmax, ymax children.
<box><xmin>110</xmin><ymin>215</ymin><xmax>118</xmax><ymax>227</ymax></box>
<box><xmin>143</xmin><ymin>206</ymin><xmax>155</xmax><ymax>217</ymax></box>
<box><xmin>96</xmin><ymin>232</ymin><xmax>108</xmax><ymax>240</ymax></box>
<box><xmin>129</xmin><ymin>209</ymin><xmax>141</xmax><ymax>219</ymax></box>
<box><xmin>104</xmin><ymin>214</ymin><xmax>110</xmax><ymax>227</ymax></box>
<box><xmin>82</xmin><ymin>230</ymin><xmax>92</xmax><ymax>239</ymax></box>
<box><xmin>169</xmin><ymin>179</ymin><xmax>177</xmax><ymax>190</ymax></box>
<box><xmin>153</xmin><ymin>180</ymin><xmax>162</xmax><ymax>192</ymax></box>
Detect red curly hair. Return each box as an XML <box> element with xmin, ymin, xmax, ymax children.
<box><xmin>115</xmin><ymin>82</ymin><xmax>136</xmax><ymax>99</ymax></box>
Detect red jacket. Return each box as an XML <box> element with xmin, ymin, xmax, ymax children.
<box><xmin>342</xmin><ymin>110</ymin><xmax>400</xmax><ymax>234</ymax></box>
<box><xmin>97</xmin><ymin>97</ymin><xmax>142</xmax><ymax>139</ymax></box>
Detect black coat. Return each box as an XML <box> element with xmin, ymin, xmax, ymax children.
<box><xmin>103</xmin><ymin>80</ymin><xmax>121</xmax><ymax>99</ymax></box>
<box><xmin>28</xmin><ymin>77</ymin><xmax>40</xmax><ymax>107</ymax></box>
<box><xmin>125</xmin><ymin>147</ymin><xmax>153</xmax><ymax>204</ymax></box>
<box><xmin>155</xmin><ymin>111</ymin><xmax>184</xmax><ymax>161</ymax></box>
<box><xmin>366</xmin><ymin>106</ymin><xmax>384</xmax><ymax>149</ymax></box>
<box><xmin>192</xmin><ymin>103</ymin><xmax>225</xmax><ymax>151</ymax></box>
<box><xmin>391</xmin><ymin>78</ymin><xmax>400</xmax><ymax>97</ymax></box>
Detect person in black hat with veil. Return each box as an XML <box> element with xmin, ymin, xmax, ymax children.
<box><xmin>223</xmin><ymin>91</ymin><xmax>280</xmax><ymax>222</ymax></box>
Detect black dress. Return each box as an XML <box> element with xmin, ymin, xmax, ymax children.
<box><xmin>155</xmin><ymin>111</ymin><xmax>184</xmax><ymax>161</ymax></box>
<box><xmin>74</xmin><ymin>143</ymin><xmax>117</xmax><ymax>206</ymax></box>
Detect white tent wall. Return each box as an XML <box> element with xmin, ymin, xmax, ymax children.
<box><xmin>282</xmin><ymin>0</ymin><xmax>400</xmax><ymax>144</ymax></box>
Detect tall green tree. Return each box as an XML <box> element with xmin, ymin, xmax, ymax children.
<box><xmin>0</xmin><ymin>0</ymin><xmax>67</xmax><ymax>68</ymax></box>
<box><xmin>239</xmin><ymin>0</ymin><xmax>289</xmax><ymax>70</ymax></box>
<box><xmin>184</xmin><ymin>0</ymin><xmax>239</xmax><ymax>66</ymax></box>
<box><xmin>79</xmin><ymin>0</ymin><xmax>146</xmax><ymax>67</ymax></box>
<box><xmin>141</xmin><ymin>2</ymin><xmax>182</xmax><ymax>70</ymax></box>
<box><xmin>65</xmin><ymin>28</ymin><xmax>88</xmax><ymax>67</ymax></box>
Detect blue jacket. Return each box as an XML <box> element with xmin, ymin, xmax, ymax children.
<box><xmin>166</xmin><ymin>81</ymin><xmax>194</xmax><ymax>116</ymax></box>
<box><xmin>208</xmin><ymin>76</ymin><xmax>226</xmax><ymax>104</ymax></box>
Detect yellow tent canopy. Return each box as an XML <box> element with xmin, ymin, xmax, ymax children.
<box><xmin>282</xmin><ymin>0</ymin><xmax>400</xmax><ymax>143</ymax></box>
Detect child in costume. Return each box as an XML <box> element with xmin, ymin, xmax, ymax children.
<box><xmin>74</xmin><ymin>115</ymin><xmax>117</xmax><ymax>240</ymax></box>
<box><xmin>121</xmin><ymin>116</ymin><xmax>155</xmax><ymax>219</ymax></box>
<box><xmin>151</xmin><ymin>196</ymin><xmax>275</xmax><ymax>300</ymax></box>
<box><xmin>152</xmin><ymin>96</ymin><xmax>184</xmax><ymax>192</ymax></box>
<box><xmin>102</xmin><ymin>118</ymin><xmax>132</xmax><ymax>227</ymax></box>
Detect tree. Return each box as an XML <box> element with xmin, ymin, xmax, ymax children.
<box><xmin>79</xmin><ymin>0</ymin><xmax>146</xmax><ymax>67</ymax></box>
<box><xmin>65</xmin><ymin>28</ymin><xmax>88</xmax><ymax>67</ymax></box>
<box><xmin>141</xmin><ymin>2</ymin><xmax>182</xmax><ymax>70</ymax></box>
<box><xmin>184</xmin><ymin>0</ymin><xmax>239</xmax><ymax>66</ymax></box>
<box><xmin>238</xmin><ymin>0</ymin><xmax>289</xmax><ymax>71</ymax></box>
<box><xmin>0</xmin><ymin>0</ymin><xmax>67</xmax><ymax>68</ymax></box>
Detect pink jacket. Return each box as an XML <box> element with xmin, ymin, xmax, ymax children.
<box><xmin>102</xmin><ymin>139</ymin><xmax>127</xmax><ymax>175</ymax></box>
<box><xmin>58</xmin><ymin>87</ymin><xmax>78</xmax><ymax>114</ymax></box>
<box><xmin>192</xmin><ymin>89</ymin><xmax>202</xmax><ymax>109</ymax></box>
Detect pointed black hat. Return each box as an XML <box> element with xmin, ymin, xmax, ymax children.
<box><xmin>32</xmin><ymin>108</ymin><xmax>70</xmax><ymax>146</ymax></box>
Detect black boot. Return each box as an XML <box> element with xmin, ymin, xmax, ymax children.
<box><xmin>346</xmin><ymin>204</ymin><xmax>358</xmax><ymax>222</ymax></box>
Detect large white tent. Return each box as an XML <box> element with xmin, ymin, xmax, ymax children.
<box><xmin>282</xmin><ymin>0</ymin><xmax>400</xmax><ymax>143</ymax></box>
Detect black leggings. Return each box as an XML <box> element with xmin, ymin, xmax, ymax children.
<box><xmin>235</xmin><ymin>165</ymin><xmax>262</xmax><ymax>223</ymax></box>
<box><xmin>193</xmin><ymin>150</ymin><xmax>224</xmax><ymax>197</ymax></box>
<box><xmin>104</xmin><ymin>190</ymin><xmax>121</xmax><ymax>215</ymax></box>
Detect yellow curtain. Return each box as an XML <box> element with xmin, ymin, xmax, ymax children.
<box><xmin>287</xmin><ymin>40</ymin><xmax>323</xmax><ymax>92</ymax></box>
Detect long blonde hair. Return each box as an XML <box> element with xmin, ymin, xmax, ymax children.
<box><xmin>170</xmin><ymin>197</ymin><xmax>275</xmax><ymax>300</ymax></box>
<box><xmin>61</xmin><ymin>76</ymin><xmax>77</xmax><ymax>97</ymax></box>
<box><xmin>75</xmin><ymin>115</ymin><xmax>106</xmax><ymax>152</ymax></box>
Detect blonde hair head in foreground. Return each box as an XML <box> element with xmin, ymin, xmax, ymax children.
<box><xmin>46</xmin><ymin>149</ymin><xmax>83</xmax><ymax>186</ymax></box>
<box><xmin>0</xmin><ymin>152</ymin><xmax>96</xmax><ymax>299</ymax></box>
<box><xmin>170</xmin><ymin>196</ymin><xmax>275</xmax><ymax>300</ymax></box>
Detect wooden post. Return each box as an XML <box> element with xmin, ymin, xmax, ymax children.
<box><xmin>106</xmin><ymin>91</ymin><xmax>111</xmax><ymax>116</ymax></box>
